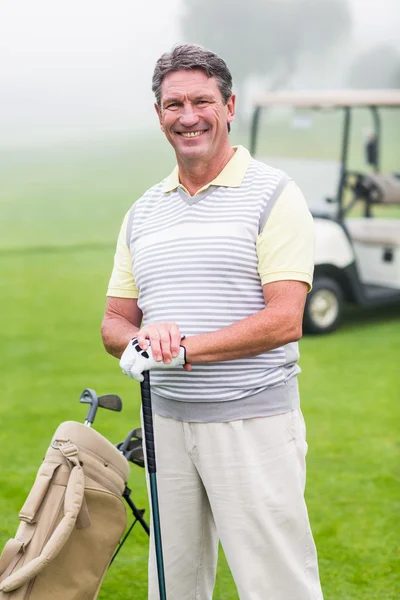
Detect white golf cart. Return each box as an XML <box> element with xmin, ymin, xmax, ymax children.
<box><xmin>250</xmin><ymin>90</ymin><xmax>400</xmax><ymax>333</ymax></box>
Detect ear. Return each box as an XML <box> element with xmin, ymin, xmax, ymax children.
<box><xmin>154</xmin><ymin>103</ymin><xmax>164</xmax><ymax>132</ymax></box>
<box><xmin>226</xmin><ymin>94</ymin><xmax>236</xmax><ymax>124</ymax></box>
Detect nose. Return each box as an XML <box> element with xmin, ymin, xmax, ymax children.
<box><xmin>179</xmin><ymin>104</ymin><xmax>200</xmax><ymax>128</ymax></box>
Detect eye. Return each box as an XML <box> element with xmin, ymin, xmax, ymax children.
<box><xmin>165</xmin><ymin>102</ymin><xmax>180</xmax><ymax>110</ymax></box>
<box><xmin>197</xmin><ymin>99</ymin><xmax>209</xmax><ymax>105</ymax></box>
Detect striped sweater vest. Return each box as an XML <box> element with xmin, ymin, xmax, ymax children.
<box><xmin>126</xmin><ymin>157</ymin><xmax>301</xmax><ymax>422</ymax></box>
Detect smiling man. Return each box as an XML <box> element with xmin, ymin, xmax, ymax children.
<box><xmin>155</xmin><ymin>68</ymin><xmax>235</xmax><ymax>194</ymax></box>
<box><xmin>101</xmin><ymin>44</ymin><xmax>323</xmax><ymax>599</ymax></box>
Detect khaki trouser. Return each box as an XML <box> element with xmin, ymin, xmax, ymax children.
<box><xmin>145</xmin><ymin>409</ymin><xmax>323</xmax><ymax>600</ymax></box>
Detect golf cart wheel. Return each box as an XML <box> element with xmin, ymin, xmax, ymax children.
<box><xmin>303</xmin><ymin>277</ymin><xmax>344</xmax><ymax>334</ymax></box>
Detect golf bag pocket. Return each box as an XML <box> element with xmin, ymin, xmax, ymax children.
<box><xmin>0</xmin><ymin>421</ymin><xmax>130</xmax><ymax>600</ymax></box>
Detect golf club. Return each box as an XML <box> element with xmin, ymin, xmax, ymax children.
<box><xmin>80</xmin><ymin>388</ymin><xmax>122</xmax><ymax>427</ymax></box>
<box><xmin>116</xmin><ymin>427</ymin><xmax>144</xmax><ymax>468</ymax></box>
<box><xmin>141</xmin><ymin>371</ymin><xmax>167</xmax><ymax>600</ymax></box>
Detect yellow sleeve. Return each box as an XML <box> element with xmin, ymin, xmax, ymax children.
<box><xmin>256</xmin><ymin>180</ymin><xmax>315</xmax><ymax>291</ymax></box>
<box><xmin>106</xmin><ymin>210</ymin><xmax>139</xmax><ymax>298</ymax></box>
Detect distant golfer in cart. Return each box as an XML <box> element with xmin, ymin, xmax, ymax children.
<box><xmin>101</xmin><ymin>44</ymin><xmax>323</xmax><ymax>600</ymax></box>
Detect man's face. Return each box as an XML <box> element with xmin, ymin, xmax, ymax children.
<box><xmin>155</xmin><ymin>69</ymin><xmax>235</xmax><ymax>163</ymax></box>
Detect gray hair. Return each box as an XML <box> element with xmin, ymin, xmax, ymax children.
<box><xmin>152</xmin><ymin>44</ymin><xmax>233</xmax><ymax>108</ymax></box>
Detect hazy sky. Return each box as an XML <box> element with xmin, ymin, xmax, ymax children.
<box><xmin>352</xmin><ymin>0</ymin><xmax>399</xmax><ymax>47</ymax></box>
<box><xmin>0</xmin><ymin>0</ymin><xmax>399</xmax><ymax>146</ymax></box>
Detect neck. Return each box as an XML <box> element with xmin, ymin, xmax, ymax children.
<box><xmin>177</xmin><ymin>145</ymin><xmax>235</xmax><ymax>196</ymax></box>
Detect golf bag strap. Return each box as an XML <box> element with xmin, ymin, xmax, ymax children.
<box><xmin>0</xmin><ymin>540</ymin><xmax>23</xmax><ymax>578</ymax></box>
<box><xmin>17</xmin><ymin>445</ymin><xmax>89</xmax><ymax>528</ymax></box>
<box><xmin>58</xmin><ymin>442</ymin><xmax>90</xmax><ymax>529</ymax></box>
<box><xmin>0</xmin><ymin>442</ymin><xmax>85</xmax><ymax>593</ymax></box>
<box><xmin>0</xmin><ymin>461</ymin><xmax>60</xmax><ymax>579</ymax></box>
<box><xmin>0</xmin><ymin>524</ymin><xmax>35</xmax><ymax>579</ymax></box>
<box><xmin>19</xmin><ymin>461</ymin><xmax>60</xmax><ymax>523</ymax></box>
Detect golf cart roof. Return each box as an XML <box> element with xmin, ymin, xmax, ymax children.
<box><xmin>253</xmin><ymin>89</ymin><xmax>400</xmax><ymax>109</ymax></box>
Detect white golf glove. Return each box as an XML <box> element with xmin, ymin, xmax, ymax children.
<box><xmin>120</xmin><ymin>338</ymin><xmax>186</xmax><ymax>382</ymax></box>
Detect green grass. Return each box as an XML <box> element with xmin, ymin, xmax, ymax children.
<box><xmin>0</xmin><ymin>136</ymin><xmax>399</xmax><ymax>599</ymax></box>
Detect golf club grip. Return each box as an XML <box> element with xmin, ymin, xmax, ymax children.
<box><xmin>141</xmin><ymin>372</ymin><xmax>157</xmax><ymax>474</ymax></box>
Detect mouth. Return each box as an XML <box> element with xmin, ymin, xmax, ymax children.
<box><xmin>177</xmin><ymin>130</ymin><xmax>207</xmax><ymax>138</ymax></box>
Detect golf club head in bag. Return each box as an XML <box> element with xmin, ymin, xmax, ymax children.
<box><xmin>116</xmin><ymin>428</ymin><xmax>144</xmax><ymax>468</ymax></box>
<box><xmin>79</xmin><ymin>389</ymin><xmax>122</xmax><ymax>427</ymax></box>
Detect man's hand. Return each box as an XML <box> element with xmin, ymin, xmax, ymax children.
<box><xmin>120</xmin><ymin>338</ymin><xmax>187</xmax><ymax>382</ymax></box>
<box><xmin>136</xmin><ymin>322</ymin><xmax>183</xmax><ymax>363</ymax></box>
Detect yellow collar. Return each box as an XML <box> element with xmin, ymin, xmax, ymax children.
<box><xmin>162</xmin><ymin>146</ymin><xmax>251</xmax><ymax>195</ymax></box>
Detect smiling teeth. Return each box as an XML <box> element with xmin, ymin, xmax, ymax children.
<box><xmin>181</xmin><ymin>131</ymin><xmax>203</xmax><ymax>137</ymax></box>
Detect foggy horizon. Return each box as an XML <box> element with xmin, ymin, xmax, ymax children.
<box><xmin>1</xmin><ymin>0</ymin><xmax>399</xmax><ymax>147</ymax></box>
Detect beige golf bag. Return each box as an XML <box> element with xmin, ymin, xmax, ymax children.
<box><xmin>0</xmin><ymin>421</ymin><xmax>130</xmax><ymax>599</ymax></box>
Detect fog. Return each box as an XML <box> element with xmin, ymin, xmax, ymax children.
<box><xmin>351</xmin><ymin>0</ymin><xmax>399</xmax><ymax>49</ymax></box>
<box><xmin>0</xmin><ymin>0</ymin><xmax>182</xmax><ymax>145</ymax></box>
<box><xmin>0</xmin><ymin>0</ymin><xmax>399</xmax><ymax>146</ymax></box>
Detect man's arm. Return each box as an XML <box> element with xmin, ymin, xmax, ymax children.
<box><xmin>182</xmin><ymin>279</ymin><xmax>306</xmax><ymax>362</ymax></box>
<box><xmin>101</xmin><ymin>208</ymin><xmax>189</xmax><ymax>364</ymax></box>
<box><xmin>101</xmin><ymin>297</ymin><xmax>143</xmax><ymax>358</ymax></box>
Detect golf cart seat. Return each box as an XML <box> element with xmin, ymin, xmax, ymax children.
<box><xmin>346</xmin><ymin>218</ymin><xmax>400</xmax><ymax>247</ymax></box>
<box><xmin>347</xmin><ymin>172</ymin><xmax>400</xmax><ymax>205</ymax></box>
<box><xmin>368</xmin><ymin>173</ymin><xmax>400</xmax><ymax>204</ymax></box>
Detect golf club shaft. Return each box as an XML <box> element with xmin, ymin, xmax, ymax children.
<box><xmin>80</xmin><ymin>389</ymin><xmax>99</xmax><ymax>426</ymax></box>
<box><xmin>141</xmin><ymin>371</ymin><xmax>167</xmax><ymax>600</ymax></box>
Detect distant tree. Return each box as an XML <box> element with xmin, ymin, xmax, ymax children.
<box><xmin>181</xmin><ymin>0</ymin><xmax>352</xmax><ymax>92</ymax></box>
<box><xmin>348</xmin><ymin>44</ymin><xmax>400</xmax><ymax>89</ymax></box>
